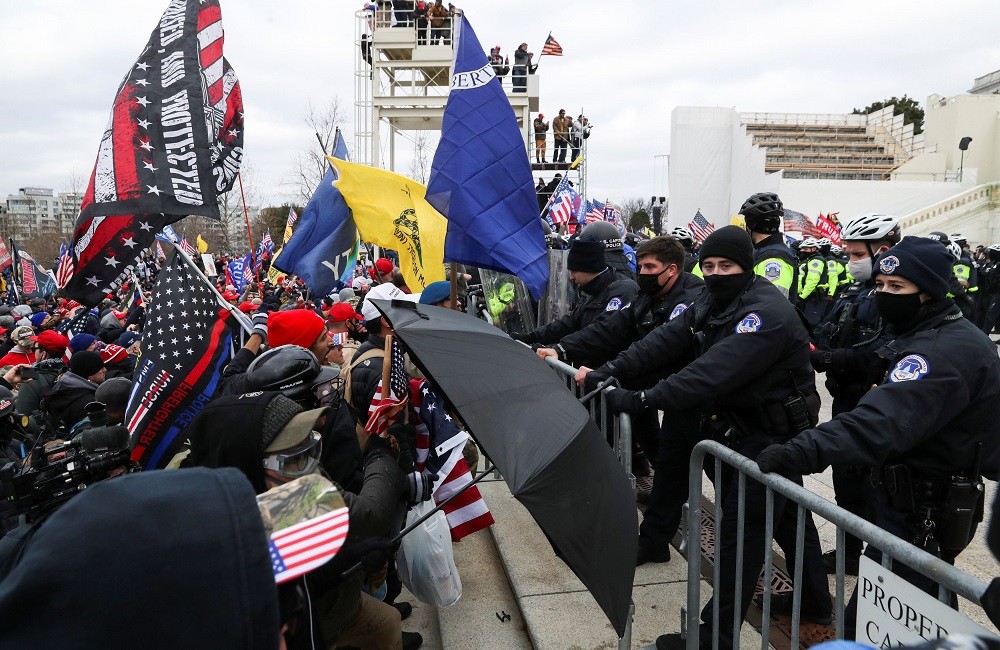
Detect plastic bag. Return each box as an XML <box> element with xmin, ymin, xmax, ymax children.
<box><xmin>397</xmin><ymin>500</ymin><xmax>462</xmax><ymax>607</ymax></box>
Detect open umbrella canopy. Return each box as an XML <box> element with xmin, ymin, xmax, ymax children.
<box><xmin>372</xmin><ymin>298</ymin><xmax>637</xmax><ymax>637</ymax></box>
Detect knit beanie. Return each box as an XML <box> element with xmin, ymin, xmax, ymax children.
<box><xmin>267</xmin><ymin>309</ymin><xmax>326</xmax><ymax>349</ymax></box>
<box><xmin>70</xmin><ymin>333</ymin><xmax>98</xmax><ymax>354</ymax></box>
<box><xmin>698</xmin><ymin>225</ymin><xmax>755</xmax><ymax>272</ymax></box>
<box><xmin>875</xmin><ymin>236</ymin><xmax>952</xmax><ymax>298</ymax></box>
<box><xmin>70</xmin><ymin>351</ymin><xmax>105</xmax><ymax>378</ymax></box>
<box><xmin>567</xmin><ymin>240</ymin><xmax>607</xmax><ymax>273</ymax></box>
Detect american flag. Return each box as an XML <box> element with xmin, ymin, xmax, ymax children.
<box><xmin>126</xmin><ymin>248</ymin><xmax>240</xmax><ymax>469</ymax></box>
<box><xmin>2</xmin><ymin>269</ymin><xmax>18</xmax><ymax>306</ymax></box>
<box><xmin>55</xmin><ymin>240</ymin><xmax>75</xmax><ymax>289</ymax></box>
<box><xmin>410</xmin><ymin>379</ymin><xmax>495</xmax><ymax>541</ymax></box>
<box><xmin>547</xmin><ymin>176</ymin><xmax>579</xmax><ymax>226</ymax></box>
<box><xmin>283</xmin><ymin>208</ymin><xmax>299</xmax><ymax>243</ymax></box>
<box><xmin>365</xmin><ymin>336</ymin><xmax>408</xmax><ymax>437</ymax></box>
<box><xmin>180</xmin><ymin>237</ymin><xmax>198</xmax><ymax>258</ymax></box>
<box><xmin>269</xmin><ymin>506</ymin><xmax>350</xmax><ymax>584</ymax></box>
<box><xmin>0</xmin><ymin>239</ymin><xmax>12</xmax><ymax>273</ymax></box>
<box><xmin>782</xmin><ymin>209</ymin><xmax>822</xmax><ymax>238</ymax></box>
<box><xmin>155</xmin><ymin>240</ymin><xmax>166</xmax><ymax>260</ymax></box>
<box><xmin>688</xmin><ymin>210</ymin><xmax>716</xmax><ymax>242</ymax></box>
<box><xmin>540</xmin><ymin>33</ymin><xmax>563</xmax><ymax>56</ymax></box>
<box><xmin>585</xmin><ymin>199</ymin><xmax>605</xmax><ymax>224</ymax></box>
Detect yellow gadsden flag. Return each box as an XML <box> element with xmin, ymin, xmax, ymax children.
<box><xmin>329</xmin><ymin>157</ymin><xmax>446</xmax><ymax>290</ymax></box>
<box><xmin>196</xmin><ymin>234</ymin><xmax>209</xmax><ymax>254</ymax></box>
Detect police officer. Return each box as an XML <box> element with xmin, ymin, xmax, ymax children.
<box><xmin>757</xmin><ymin>236</ymin><xmax>1000</xmax><ymax>637</ymax></box>
<box><xmin>740</xmin><ymin>192</ymin><xmax>798</xmax><ymax>300</ymax></box>
<box><xmin>582</xmin><ymin>226</ymin><xmax>832</xmax><ymax>650</ymax></box>
<box><xmin>980</xmin><ymin>245</ymin><xmax>1000</xmax><ymax>336</ymax></box>
<box><xmin>826</xmin><ymin>244</ymin><xmax>848</xmax><ymax>297</ymax></box>
<box><xmin>811</xmin><ymin>212</ymin><xmax>901</xmax><ymax>573</ymax></box>
<box><xmin>797</xmin><ymin>236</ymin><xmax>830</xmax><ymax>326</ymax></box>
<box><xmin>536</xmin><ymin>237</ymin><xmax>704</xmax><ymax>564</ymax></box>
<box><xmin>513</xmin><ymin>239</ymin><xmax>638</xmax><ymax>345</ymax></box>
<box><xmin>578</xmin><ymin>221</ymin><xmax>635</xmax><ymax>279</ymax></box>
<box><xmin>952</xmin><ymin>240</ymin><xmax>979</xmax><ymax>306</ymax></box>
<box><xmin>668</xmin><ymin>226</ymin><xmax>703</xmax><ymax>277</ymax></box>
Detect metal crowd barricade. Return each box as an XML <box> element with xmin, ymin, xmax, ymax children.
<box><xmin>684</xmin><ymin>440</ymin><xmax>991</xmax><ymax>649</ymax></box>
<box><xmin>543</xmin><ymin>356</ymin><xmax>635</xmax><ymax>650</ymax></box>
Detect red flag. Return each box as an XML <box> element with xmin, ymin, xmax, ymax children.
<box><xmin>816</xmin><ymin>213</ymin><xmax>842</xmax><ymax>246</ymax></box>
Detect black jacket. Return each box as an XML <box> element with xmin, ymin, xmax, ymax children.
<box><xmin>217</xmin><ymin>346</ymin><xmax>259</xmax><ymax>397</ymax></box>
<box><xmin>601</xmin><ymin>276</ymin><xmax>816</xmax><ymax>435</ymax></box>
<box><xmin>557</xmin><ymin>271</ymin><xmax>704</xmax><ymax>379</ymax></box>
<box><xmin>349</xmin><ymin>335</ymin><xmax>388</xmax><ymax>418</ymax></box>
<box><xmin>786</xmin><ymin>301</ymin><xmax>1000</xmax><ymax>481</ymax></box>
<box><xmin>42</xmin><ymin>372</ymin><xmax>99</xmax><ymax>433</ymax></box>
<box><xmin>0</xmin><ymin>468</ymin><xmax>280</xmax><ymax>649</ymax></box>
<box><xmin>520</xmin><ymin>268</ymin><xmax>639</xmax><ymax>345</ymax></box>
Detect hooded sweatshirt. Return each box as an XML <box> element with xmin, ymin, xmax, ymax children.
<box><xmin>42</xmin><ymin>371</ymin><xmax>99</xmax><ymax>433</ymax></box>
<box><xmin>0</xmin><ymin>468</ymin><xmax>280</xmax><ymax>649</ymax></box>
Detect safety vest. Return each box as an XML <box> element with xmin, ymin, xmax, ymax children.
<box><xmin>826</xmin><ymin>258</ymin><xmax>845</xmax><ymax>297</ymax></box>
<box><xmin>753</xmin><ymin>242</ymin><xmax>797</xmax><ymax>301</ymax></box>
<box><xmin>954</xmin><ymin>262</ymin><xmax>977</xmax><ymax>293</ymax></box>
<box><xmin>798</xmin><ymin>255</ymin><xmax>828</xmax><ymax>300</ymax></box>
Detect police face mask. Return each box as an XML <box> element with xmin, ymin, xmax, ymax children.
<box><xmin>875</xmin><ymin>290</ymin><xmax>922</xmax><ymax>329</ymax></box>
<box><xmin>847</xmin><ymin>256</ymin><xmax>873</xmax><ymax>282</ymax></box>
<box><xmin>637</xmin><ymin>267</ymin><xmax>672</xmax><ymax>296</ymax></box>
<box><xmin>704</xmin><ymin>271</ymin><xmax>752</xmax><ymax>307</ymax></box>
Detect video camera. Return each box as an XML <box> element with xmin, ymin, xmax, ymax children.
<box><xmin>0</xmin><ymin>402</ymin><xmax>138</xmax><ymax>520</ymax></box>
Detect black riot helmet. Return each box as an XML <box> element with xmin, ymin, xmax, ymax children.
<box><xmin>579</xmin><ymin>221</ymin><xmax>632</xmax><ymax>277</ymax></box>
<box><xmin>246</xmin><ymin>345</ymin><xmax>325</xmax><ymax>402</ymax></box>
<box><xmin>740</xmin><ymin>192</ymin><xmax>784</xmax><ymax>234</ymax></box>
<box><xmin>926</xmin><ymin>231</ymin><xmax>950</xmax><ymax>245</ymax></box>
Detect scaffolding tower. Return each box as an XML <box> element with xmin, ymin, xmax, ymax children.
<box><xmin>353</xmin><ymin>6</ymin><xmax>586</xmax><ymax>202</ymax></box>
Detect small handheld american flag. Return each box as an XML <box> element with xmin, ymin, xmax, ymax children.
<box><xmin>540</xmin><ymin>33</ymin><xmax>563</xmax><ymax>56</ymax></box>
<box><xmin>365</xmin><ymin>336</ymin><xmax>408</xmax><ymax>437</ymax></box>
<box><xmin>688</xmin><ymin>210</ymin><xmax>716</xmax><ymax>242</ymax></box>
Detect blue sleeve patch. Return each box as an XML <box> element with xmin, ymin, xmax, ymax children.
<box><xmin>605</xmin><ymin>297</ymin><xmax>623</xmax><ymax>312</ymax></box>
<box><xmin>735</xmin><ymin>312</ymin><xmax>762</xmax><ymax>333</ymax></box>
<box><xmin>888</xmin><ymin>354</ymin><xmax>929</xmax><ymax>382</ymax></box>
<box><xmin>669</xmin><ymin>303</ymin><xmax>689</xmax><ymax>320</ymax></box>
<box><xmin>763</xmin><ymin>261</ymin><xmax>782</xmax><ymax>280</ymax></box>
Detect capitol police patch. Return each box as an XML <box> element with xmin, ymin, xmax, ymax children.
<box><xmin>879</xmin><ymin>255</ymin><xmax>900</xmax><ymax>274</ymax></box>
<box><xmin>764</xmin><ymin>261</ymin><xmax>782</xmax><ymax>281</ymax></box>
<box><xmin>888</xmin><ymin>354</ymin><xmax>929</xmax><ymax>382</ymax></box>
<box><xmin>669</xmin><ymin>303</ymin><xmax>689</xmax><ymax>320</ymax></box>
<box><xmin>735</xmin><ymin>312</ymin><xmax>763</xmax><ymax>333</ymax></box>
<box><xmin>605</xmin><ymin>297</ymin><xmax>623</xmax><ymax>312</ymax></box>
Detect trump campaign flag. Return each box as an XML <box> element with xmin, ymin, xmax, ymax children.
<box><xmin>60</xmin><ymin>0</ymin><xmax>243</xmax><ymax>306</ymax></box>
<box><xmin>425</xmin><ymin>15</ymin><xmax>548</xmax><ymax>299</ymax></box>
<box><xmin>274</xmin><ymin>129</ymin><xmax>359</xmax><ymax>296</ymax></box>
<box><xmin>330</xmin><ymin>158</ymin><xmax>446</xmax><ymax>290</ymax></box>
<box><xmin>127</xmin><ymin>248</ymin><xmax>238</xmax><ymax>469</ymax></box>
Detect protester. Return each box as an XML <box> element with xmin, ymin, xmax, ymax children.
<box><xmin>0</xmin><ymin>327</ymin><xmax>36</xmax><ymax>367</ymax></box>
<box><xmin>42</xmin><ymin>350</ymin><xmax>106</xmax><ymax>435</ymax></box>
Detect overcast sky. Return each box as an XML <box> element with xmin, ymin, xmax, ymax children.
<box><xmin>2</xmin><ymin>0</ymin><xmax>998</xmax><ymax>210</ymax></box>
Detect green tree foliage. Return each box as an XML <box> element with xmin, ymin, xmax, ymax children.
<box><xmin>852</xmin><ymin>95</ymin><xmax>924</xmax><ymax>135</ymax></box>
<box><xmin>629</xmin><ymin>209</ymin><xmax>651</xmax><ymax>233</ymax></box>
<box><xmin>255</xmin><ymin>204</ymin><xmax>303</xmax><ymax>244</ymax></box>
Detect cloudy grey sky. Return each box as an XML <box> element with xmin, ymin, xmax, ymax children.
<box><xmin>1</xmin><ymin>0</ymin><xmax>997</xmax><ymax>208</ymax></box>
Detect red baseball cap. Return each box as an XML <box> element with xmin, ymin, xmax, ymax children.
<box><xmin>99</xmin><ymin>344</ymin><xmax>129</xmax><ymax>364</ymax></box>
<box><xmin>237</xmin><ymin>301</ymin><xmax>256</xmax><ymax>313</ymax></box>
<box><xmin>374</xmin><ymin>258</ymin><xmax>394</xmax><ymax>275</ymax></box>
<box><xmin>30</xmin><ymin>330</ymin><xmax>70</xmax><ymax>354</ymax></box>
<box><xmin>222</xmin><ymin>290</ymin><xmax>239</xmax><ymax>301</ymax></box>
<box><xmin>326</xmin><ymin>302</ymin><xmax>363</xmax><ymax>323</ymax></box>
<box><xmin>268</xmin><ymin>309</ymin><xmax>326</xmax><ymax>349</ymax></box>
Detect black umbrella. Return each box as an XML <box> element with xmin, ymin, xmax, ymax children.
<box><xmin>372</xmin><ymin>298</ymin><xmax>637</xmax><ymax>637</ymax></box>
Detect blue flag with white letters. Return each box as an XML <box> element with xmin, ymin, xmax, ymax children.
<box><xmin>227</xmin><ymin>253</ymin><xmax>252</xmax><ymax>293</ymax></box>
<box><xmin>275</xmin><ymin>129</ymin><xmax>359</xmax><ymax>296</ymax></box>
<box><xmin>425</xmin><ymin>15</ymin><xmax>548</xmax><ymax>299</ymax></box>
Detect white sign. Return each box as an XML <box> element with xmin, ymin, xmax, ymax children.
<box><xmin>200</xmin><ymin>254</ymin><xmax>217</xmax><ymax>277</ymax></box>
<box><xmin>856</xmin><ymin>555</ymin><xmax>995</xmax><ymax>646</ymax></box>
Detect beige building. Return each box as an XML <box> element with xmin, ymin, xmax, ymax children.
<box><xmin>3</xmin><ymin>187</ymin><xmax>82</xmax><ymax>238</ymax></box>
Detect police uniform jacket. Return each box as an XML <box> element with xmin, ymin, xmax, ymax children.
<box><xmin>556</xmin><ymin>271</ymin><xmax>704</xmax><ymax>378</ymax></box>
<box><xmin>599</xmin><ymin>276</ymin><xmax>816</xmax><ymax>434</ymax></box>
<box><xmin>753</xmin><ymin>234</ymin><xmax>797</xmax><ymax>300</ymax></box>
<box><xmin>519</xmin><ymin>268</ymin><xmax>638</xmax><ymax>345</ymax></box>
<box><xmin>784</xmin><ymin>301</ymin><xmax>1000</xmax><ymax>481</ymax></box>
<box><xmin>813</xmin><ymin>279</ymin><xmax>890</xmax><ymax>404</ymax></box>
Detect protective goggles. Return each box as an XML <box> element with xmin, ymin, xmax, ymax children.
<box><xmin>263</xmin><ymin>431</ymin><xmax>323</xmax><ymax>478</ymax></box>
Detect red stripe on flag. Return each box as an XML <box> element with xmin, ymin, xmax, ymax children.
<box><xmin>197</xmin><ymin>4</ymin><xmax>222</xmax><ymax>30</ymax></box>
<box><xmin>111</xmin><ymin>84</ymin><xmax>141</xmax><ymax>198</ymax></box>
<box><xmin>200</xmin><ymin>38</ymin><xmax>224</xmax><ymax>70</ymax></box>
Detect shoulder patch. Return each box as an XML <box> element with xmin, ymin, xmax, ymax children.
<box><xmin>605</xmin><ymin>297</ymin><xmax>623</xmax><ymax>312</ymax></box>
<box><xmin>808</xmin><ymin>259</ymin><xmax>825</xmax><ymax>270</ymax></box>
<box><xmin>879</xmin><ymin>255</ymin><xmax>900</xmax><ymax>274</ymax></box>
<box><xmin>735</xmin><ymin>312</ymin><xmax>762</xmax><ymax>333</ymax></box>
<box><xmin>888</xmin><ymin>354</ymin><xmax>929</xmax><ymax>382</ymax></box>
<box><xmin>669</xmin><ymin>303</ymin><xmax>689</xmax><ymax>320</ymax></box>
<box><xmin>763</xmin><ymin>260</ymin><xmax>782</xmax><ymax>280</ymax></box>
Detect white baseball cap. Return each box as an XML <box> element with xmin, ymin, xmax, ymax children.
<box><xmin>360</xmin><ymin>282</ymin><xmax>411</xmax><ymax>321</ymax></box>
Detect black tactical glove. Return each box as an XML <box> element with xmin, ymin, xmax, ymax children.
<box><xmin>405</xmin><ymin>471</ymin><xmax>434</xmax><ymax>506</ymax></box>
<box><xmin>583</xmin><ymin>368</ymin><xmax>611</xmax><ymax>393</ymax></box>
<box><xmin>603</xmin><ymin>387</ymin><xmax>645</xmax><ymax>413</ymax></box>
<box><xmin>755</xmin><ymin>443</ymin><xmax>803</xmax><ymax>476</ymax></box>
<box><xmin>388</xmin><ymin>422</ymin><xmax>417</xmax><ymax>473</ymax></box>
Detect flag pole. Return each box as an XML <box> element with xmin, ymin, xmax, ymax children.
<box><xmin>449</xmin><ymin>262</ymin><xmax>459</xmax><ymax>311</ymax></box>
<box><xmin>237</xmin><ymin>172</ymin><xmax>262</xmax><ymax>293</ymax></box>
<box><xmin>380</xmin><ymin>334</ymin><xmax>393</xmax><ymax>401</ymax></box>
<box><xmin>169</xmin><ymin>241</ymin><xmax>253</xmax><ymax>335</ymax></box>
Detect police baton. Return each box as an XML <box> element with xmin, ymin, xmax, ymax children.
<box><xmin>579</xmin><ymin>376</ymin><xmax>618</xmax><ymax>405</ymax></box>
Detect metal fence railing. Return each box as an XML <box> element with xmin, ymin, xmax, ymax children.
<box><xmin>544</xmin><ymin>356</ymin><xmax>635</xmax><ymax>650</ymax></box>
<box><xmin>684</xmin><ymin>440</ymin><xmax>992</xmax><ymax>649</ymax></box>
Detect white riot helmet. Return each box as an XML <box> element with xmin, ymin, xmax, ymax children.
<box><xmin>946</xmin><ymin>242</ymin><xmax>961</xmax><ymax>261</ymax></box>
<box><xmin>669</xmin><ymin>226</ymin><xmax>694</xmax><ymax>244</ymax></box>
<box><xmin>800</xmin><ymin>237</ymin><xmax>821</xmax><ymax>249</ymax></box>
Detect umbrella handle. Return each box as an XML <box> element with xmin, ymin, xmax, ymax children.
<box><xmin>339</xmin><ymin>462</ymin><xmax>497</xmax><ymax>580</ymax></box>
<box><xmin>578</xmin><ymin>377</ymin><xmax>618</xmax><ymax>405</ymax></box>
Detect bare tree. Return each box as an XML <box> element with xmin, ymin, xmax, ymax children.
<box><xmin>408</xmin><ymin>132</ymin><xmax>432</xmax><ymax>184</ymax></box>
<box><xmin>616</xmin><ymin>197</ymin><xmax>650</xmax><ymax>224</ymax></box>
<box><xmin>287</xmin><ymin>99</ymin><xmax>348</xmax><ymax>204</ymax></box>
